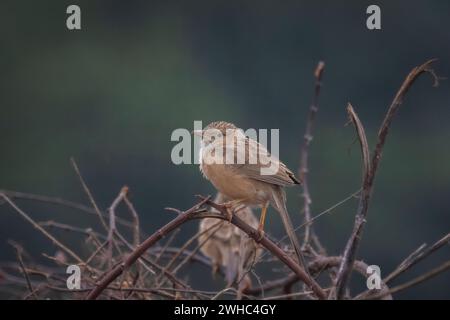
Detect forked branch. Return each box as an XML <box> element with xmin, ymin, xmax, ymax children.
<box><xmin>334</xmin><ymin>59</ymin><xmax>440</xmax><ymax>299</ymax></box>
<box><xmin>86</xmin><ymin>196</ymin><xmax>327</xmax><ymax>300</ymax></box>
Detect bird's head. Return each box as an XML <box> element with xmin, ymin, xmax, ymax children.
<box><xmin>192</xmin><ymin>121</ymin><xmax>240</xmax><ymax>147</ymax></box>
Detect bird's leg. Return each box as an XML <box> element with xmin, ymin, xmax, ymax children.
<box><xmin>257</xmin><ymin>202</ymin><xmax>269</xmax><ymax>241</ymax></box>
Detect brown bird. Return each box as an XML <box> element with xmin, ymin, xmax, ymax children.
<box><xmin>198</xmin><ymin>193</ymin><xmax>262</xmax><ymax>288</ymax></box>
<box><xmin>193</xmin><ymin>121</ymin><xmax>306</xmax><ymax>268</ymax></box>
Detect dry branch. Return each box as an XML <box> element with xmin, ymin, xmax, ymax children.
<box><xmin>0</xmin><ymin>189</ymin><xmax>136</xmax><ymax>230</ymax></box>
<box><xmin>0</xmin><ymin>59</ymin><xmax>446</xmax><ymax>301</ymax></box>
<box><xmin>201</xmin><ymin>197</ymin><xmax>327</xmax><ymax>299</ymax></box>
<box><xmin>9</xmin><ymin>241</ymin><xmax>36</xmax><ymax>299</ymax></box>
<box><xmin>385</xmin><ymin>232</ymin><xmax>450</xmax><ymax>284</ymax></box>
<box><xmin>0</xmin><ymin>193</ymin><xmax>85</xmax><ymax>265</ymax></box>
<box><xmin>86</xmin><ymin>196</ymin><xmax>327</xmax><ymax>300</ymax></box>
<box><xmin>70</xmin><ymin>158</ymin><xmax>108</xmax><ymax>230</ymax></box>
<box><xmin>355</xmin><ymin>232</ymin><xmax>450</xmax><ymax>299</ymax></box>
<box><xmin>333</xmin><ymin>59</ymin><xmax>440</xmax><ymax>299</ymax></box>
<box><xmin>106</xmin><ymin>186</ymin><xmax>129</xmax><ymax>270</ymax></box>
<box><xmin>366</xmin><ymin>260</ymin><xmax>450</xmax><ymax>300</ymax></box>
<box><xmin>85</xmin><ymin>196</ymin><xmax>211</xmax><ymax>299</ymax></box>
<box><xmin>299</xmin><ymin>61</ymin><xmax>326</xmax><ymax>253</ymax></box>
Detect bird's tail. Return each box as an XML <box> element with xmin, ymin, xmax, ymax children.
<box><xmin>271</xmin><ymin>187</ymin><xmax>309</xmax><ymax>273</ymax></box>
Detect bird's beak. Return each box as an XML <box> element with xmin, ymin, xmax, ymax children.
<box><xmin>191</xmin><ymin>130</ymin><xmax>203</xmax><ymax>137</ymax></box>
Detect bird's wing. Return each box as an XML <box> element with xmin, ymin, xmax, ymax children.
<box><xmin>233</xmin><ymin>137</ymin><xmax>300</xmax><ymax>187</ymax></box>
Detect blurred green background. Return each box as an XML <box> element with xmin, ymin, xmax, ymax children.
<box><xmin>0</xmin><ymin>0</ymin><xmax>449</xmax><ymax>299</ymax></box>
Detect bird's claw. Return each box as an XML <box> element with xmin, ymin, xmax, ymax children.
<box><xmin>256</xmin><ymin>228</ymin><xmax>265</xmax><ymax>242</ymax></box>
<box><xmin>226</xmin><ymin>207</ymin><xmax>233</xmax><ymax>223</ymax></box>
<box><xmin>220</xmin><ymin>201</ymin><xmax>236</xmax><ymax>223</ymax></box>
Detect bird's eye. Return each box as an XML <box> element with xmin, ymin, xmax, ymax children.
<box><xmin>210</xmin><ymin>136</ymin><xmax>215</xmax><ymax>141</ymax></box>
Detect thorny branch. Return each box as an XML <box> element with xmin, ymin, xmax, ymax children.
<box><xmin>0</xmin><ymin>59</ymin><xmax>448</xmax><ymax>301</ymax></box>
<box><xmin>86</xmin><ymin>196</ymin><xmax>327</xmax><ymax>300</ymax></box>
<box><xmin>299</xmin><ymin>61</ymin><xmax>326</xmax><ymax>254</ymax></box>
<box><xmin>334</xmin><ymin>59</ymin><xmax>440</xmax><ymax>299</ymax></box>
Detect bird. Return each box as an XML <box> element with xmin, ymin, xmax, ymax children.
<box><xmin>193</xmin><ymin>121</ymin><xmax>306</xmax><ymax>269</ymax></box>
<box><xmin>198</xmin><ymin>193</ymin><xmax>262</xmax><ymax>289</ymax></box>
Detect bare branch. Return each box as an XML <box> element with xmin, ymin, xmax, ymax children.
<box><xmin>1</xmin><ymin>59</ymin><xmax>444</xmax><ymax>301</ymax></box>
<box><xmin>333</xmin><ymin>103</ymin><xmax>371</xmax><ymax>298</ymax></box>
<box><xmin>355</xmin><ymin>232</ymin><xmax>450</xmax><ymax>299</ymax></box>
<box><xmin>299</xmin><ymin>61</ymin><xmax>326</xmax><ymax>253</ymax></box>
<box><xmin>123</xmin><ymin>193</ymin><xmax>141</xmax><ymax>247</ymax></box>
<box><xmin>333</xmin><ymin>60</ymin><xmax>439</xmax><ymax>299</ymax></box>
<box><xmin>86</xmin><ymin>195</ymin><xmax>327</xmax><ymax>300</ymax></box>
<box><xmin>366</xmin><ymin>260</ymin><xmax>450</xmax><ymax>300</ymax></box>
<box><xmin>9</xmin><ymin>241</ymin><xmax>37</xmax><ymax>299</ymax></box>
<box><xmin>85</xmin><ymin>196</ymin><xmax>211</xmax><ymax>299</ymax></box>
<box><xmin>385</xmin><ymin>232</ymin><xmax>450</xmax><ymax>283</ymax></box>
<box><xmin>70</xmin><ymin>157</ymin><xmax>108</xmax><ymax>230</ymax></box>
<box><xmin>0</xmin><ymin>193</ymin><xmax>85</xmax><ymax>265</ymax></box>
<box><xmin>0</xmin><ymin>189</ymin><xmax>135</xmax><ymax>229</ymax></box>
<box><xmin>107</xmin><ymin>186</ymin><xmax>129</xmax><ymax>270</ymax></box>
<box><xmin>201</xmin><ymin>197</ymin><xmax>327</xmax><ymax>300</ymax></box>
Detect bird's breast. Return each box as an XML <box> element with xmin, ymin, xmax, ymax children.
<box><xmin>200</xmin><ymin>163</ymin><xmax>270</xmax><ymax>205</ymax></box>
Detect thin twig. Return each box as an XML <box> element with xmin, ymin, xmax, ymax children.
<box><xmin>263</xmin><ymin>290</ymin><xmax>315</xmax><ymax>300</ymax></box>
<box><xmin>156</xmin><ymin>220</ymin><xmax>222</xmax><ymax>287</ymax></box>
<box><xmin>0</xmin><ymin>193</ymin><xmax>85</xmax><ymax>265</ymax></box>
<box><xmin>170</xmin><ymin>222</ymin><xmax>223</xmax><ymax>276</ymax></box>
<box><xmin>123</xmin><ymin>193</ymin><xmax>140</xmax><ymax>247</ymax></box>
<box><xmin>86</xmin><ymin>197</ymin><xmax>211</xmax><ymax>299</ymax></box>
<box><xmin>86</xmin><ymin>196</ymin><xmax>327</xmax><ymax>300</ymax></box>
<box><xmin>154</xmin><ymin>230</ymin><xmax>180</xmax><ymax>264</ymax></box>
<box><xmin>85</xmin><ymin>241</ymin><xmax>109</xmax><ymax>266</ymax></box>
<box><xmin>355</xmin><ymin>232</ymin><xmax>450</xmax><ymax>299</ymax></box>
<box><xmin>366</xmin><ymin>260</ymin><xmax>450</xmax><ymax>300</ymax></box>
<box><xmin>39</xmin><ymin>221</ymin><xmax>106</xmax><ymax>240</ymax></box>
<box><xmin>151</xmin><ymin>247</ymin><xmax>216</xmax><ymax>270</ymax></box>
<box><xmin>0</xmin><ymin>189</ymin><xmax>136</xmax><ymax>229</ymax></box>
<box><xmin>299</xmin><ymin>61</ymin><xmax>325</xmax><ymax>253</ymax></box>
<box><xmin>70</xmin><ymin>157</ymin><xmax>108</xmax><ymax>230</ymax></box>
<box><xmin>46</xmin><ymin>285</ymin><xmax>176</xmax><ymax>299</ymax></box>
<box><xmin>107</xmin><ymin>186</ymin><xmax>129</xmax><ymax>270</ymax></box>
<box><xmin>385</xmin><ymin>232</ymin><xmax>450</xmax><ymax>283</ymax></box>
<box><xmin>9</xmin><ymin>241</ymin><xmax>37</xmax><ymax>299</ymax></box>
<box><xmin>310</xmin><ymin>255</ymin><xmax>392</xmax><ymax>300</ymax></box>
<box><xmin>244</xmin><ymin>274</ymin><xmax>298</xmax><ymax>295</ymax></box>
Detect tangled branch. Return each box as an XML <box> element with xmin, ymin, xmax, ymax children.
<box><xmin>0</xmin><ymin>59</ymin><xmax>447</xmax><ymax>301</ymax></box>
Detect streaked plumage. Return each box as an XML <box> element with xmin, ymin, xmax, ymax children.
<box><xmin>195</xmin><ymin>121</ymin><xmax>306</xmax><ymax>269</ymax></box>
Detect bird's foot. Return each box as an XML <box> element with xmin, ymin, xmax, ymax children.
<box><xmin>225</xmin><ymin>207</ymin><xmax>233</xmax><ymax>223</ymax></box>
<box><xmin>220</xmin><ymin>201</ymin><xmax>240</xmax><ymax>223</ymax></box>
<box><xmin>256</xmin><ymin>228</ymin><xmax>265</xmax><ymax>242</ymax></box>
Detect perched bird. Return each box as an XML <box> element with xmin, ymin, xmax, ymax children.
<box><xmin>193</xmin><ymin>121</ymin><xmax>306</xmax><ymax>268</ymax></box>
<box><xmin>198</xmin><ymin>193</ymin><xmax>262</xmax><ymax>287</ymax></box>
